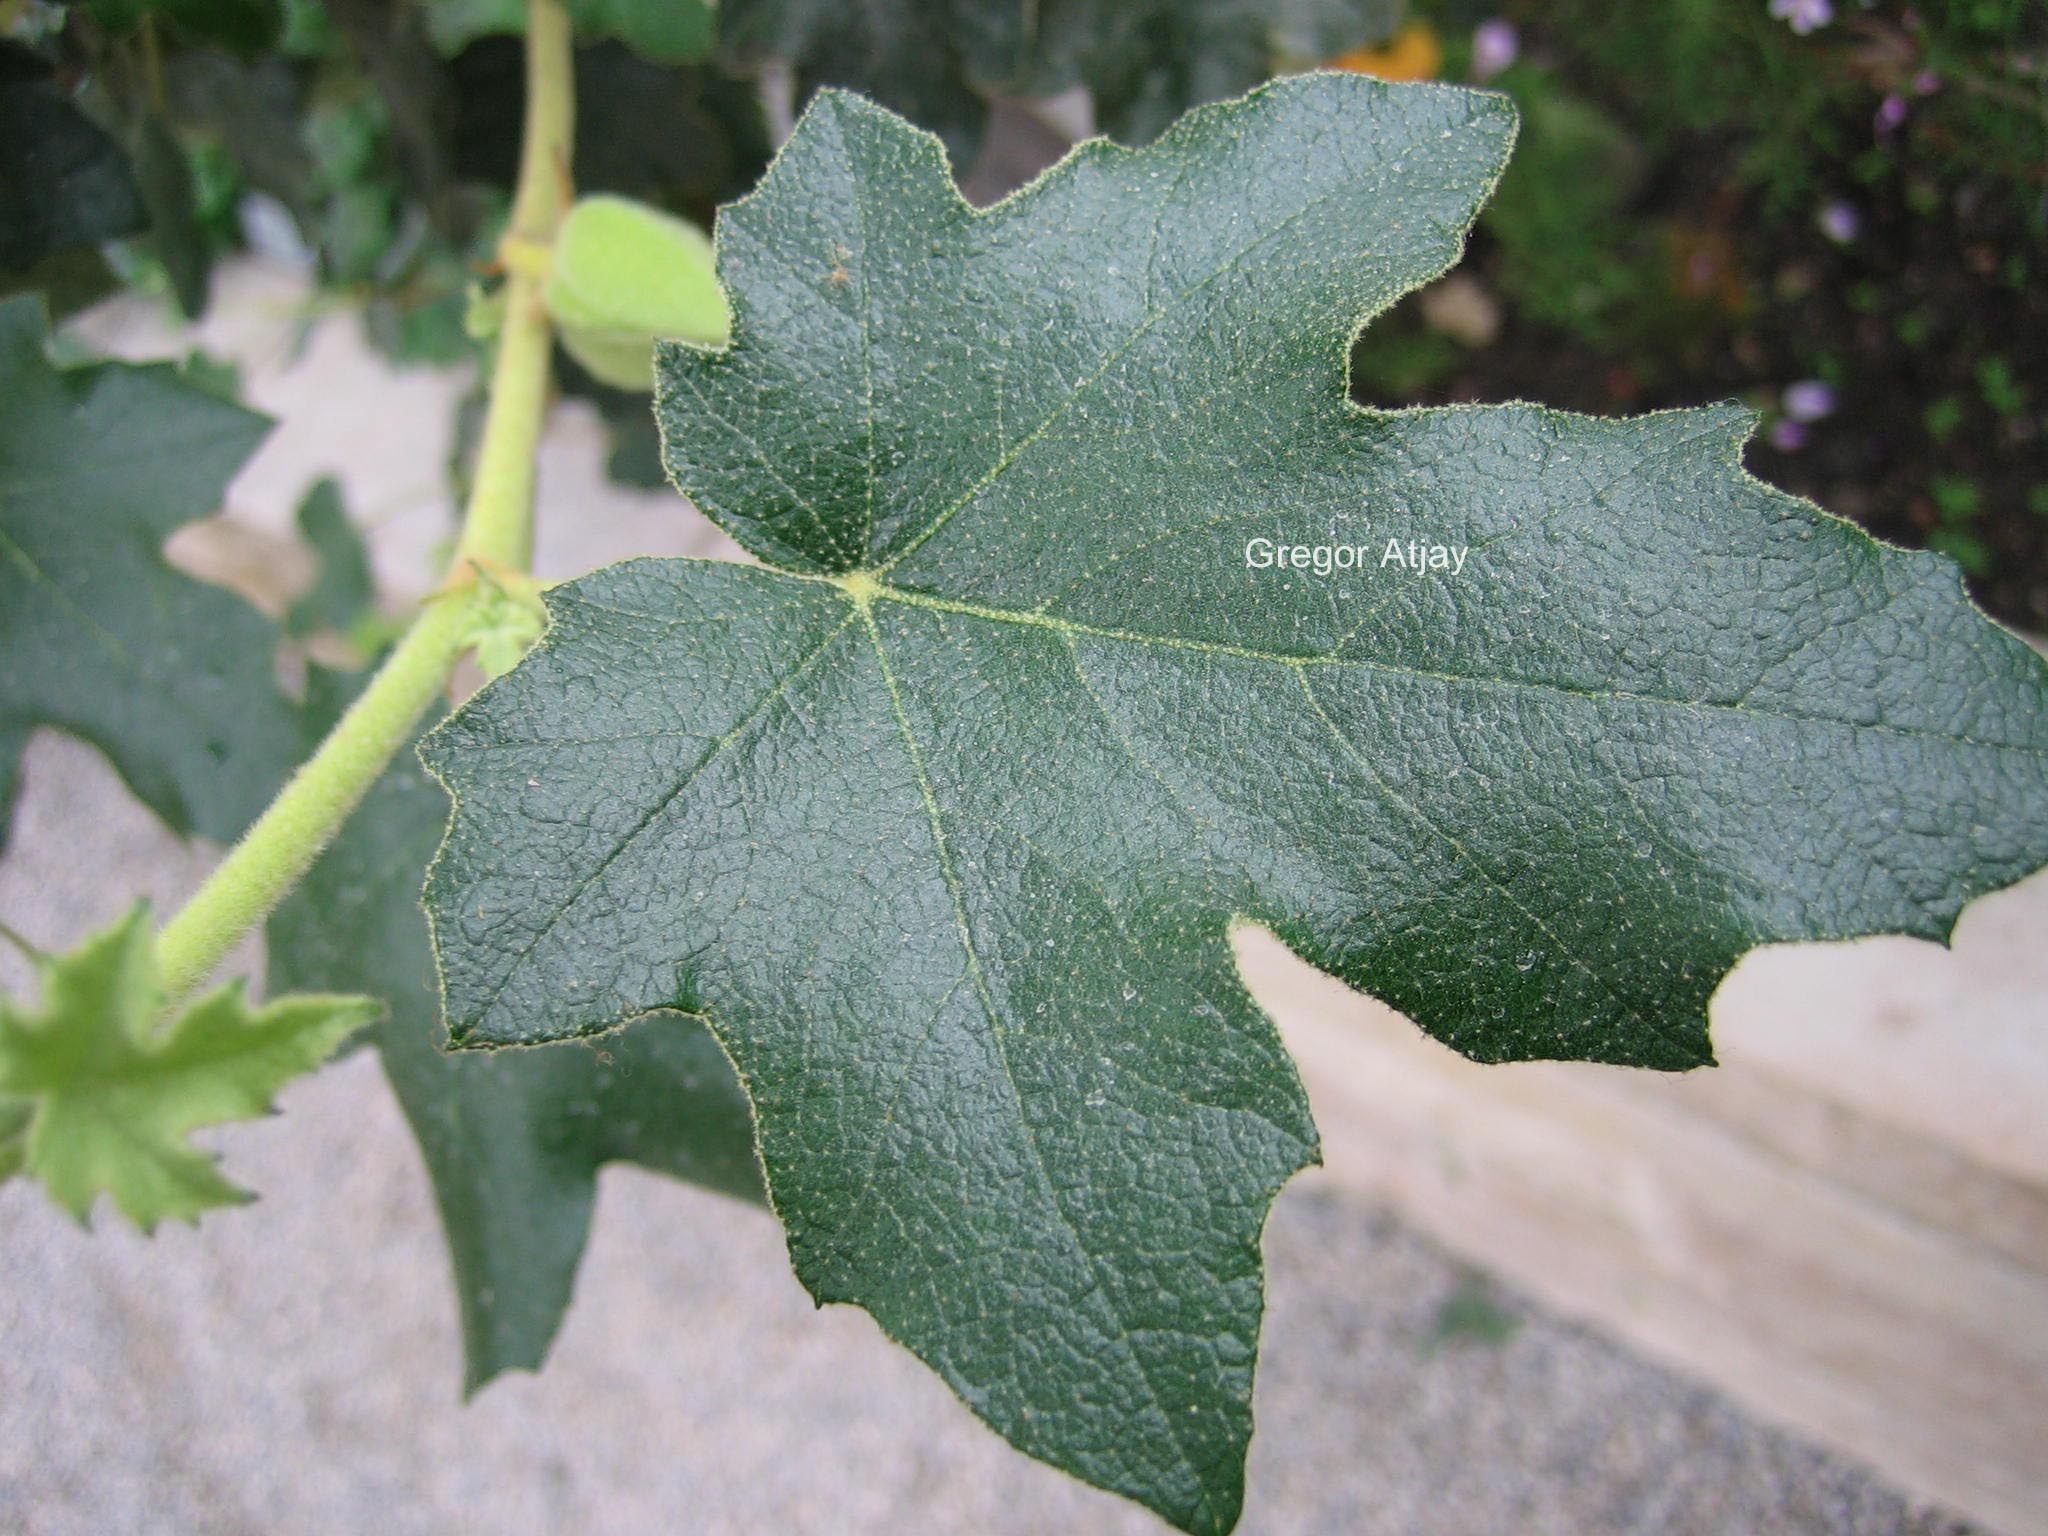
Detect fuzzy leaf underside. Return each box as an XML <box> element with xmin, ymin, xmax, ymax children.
<box><xmin>0</xmin><ymin>296</ymin><xmax>301</xmax><ymax>853</ymax></box>
<box><xmin>268</xmin><ymin>677</ymin><xmax>762</xmax><ymax>1390</ymax></box>
<box><xmin>0</xmin><ymin>905</ymin><xmax>372</xmax><ymax>1229</ymax></box>
<box><xmin>422</xmin><ymin>80</ymin><xmax>2048</xmax><ymax>1532</ymax></box>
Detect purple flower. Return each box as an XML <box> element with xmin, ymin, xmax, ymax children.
<box><xmin>1912</xmin><ymin>69</ymin><xmax>1941</xmax><ymax>96</ymax></box>
<box><xmin>1471</xmin><ymin>20</ymin><xmax>1519</xmax><ymax>81</ymax></box>
<box><xmin>1783</xmin><ymin>380</ymin><xmax>1838</xmax><ymax>423</ymax></box>
<box><xmin>1770</xmin><ymin>419</ymin><xmax>1810</xmax><ymax>452</ymax></box>
<box><xmin>1768</xmin><ymin>0</ymin><xmax>1833</xmax><ymax>35</ymax></box>
<box><xmin>1875</xmin><ymin>93</ymin><xmax>1909</xmax><ymax>134</ymax></box>
<box><xmin>1818</xmin><ymin>200</ymin><xmax>1861</xmax><ymax>243</ymax></box>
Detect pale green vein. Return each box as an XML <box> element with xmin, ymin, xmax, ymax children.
<box><xmin>855</xmin><ymin>579</ymin><xmax>2048</xmax><ymax>755</ymax></box>
<box><xmin>1294</xmin><ymin>667</ymin><xmax>1702</xmax><ymax>1061</ymax></box>
<box><xmin>449</xmin><ymin>606</ymin><xmax>861</xmax><ymax>1035</ymax></box>
<box><xmin>873</xmin><ymin>125</ymin><xmax>1435</xmax><ymax>577</ymax></box>
<box><xmin>858</xmin><ymin>599</ymin><xmax>1216</xmax><ymax>1522</ymax></box>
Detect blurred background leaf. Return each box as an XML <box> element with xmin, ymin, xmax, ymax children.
<box><xmin>0</xmin><ymin>43</ymin><xmax>144</xmax><ymax>270</ymax></box>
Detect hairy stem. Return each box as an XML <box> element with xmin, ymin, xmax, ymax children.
<box><xmin>457</xmin><ymin>0</ymin><xmax>573</xmax><ymax>574</ymax></box>
<box><xmin>153</xmin><ymin>597</ymin><xmax>474</xmax><ymax>999</ymax></box>
<box><xmin>151</xmin><ymin>0</ymin><xmax>576</xmax><ymax>999</ymax></box>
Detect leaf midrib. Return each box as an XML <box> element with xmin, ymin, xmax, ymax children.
<box><xmin>453</xmin><ymin>558</ymin><xmax>2039</xmax><ymax>1039</ymax></box>
<box><xmin>858</xmin><ymin>598</ymin><xmax>1223</xmax><ymax>1525</ymax></box>
<box><xmin>456</xmin><ymin>552</ymin><xmax>2039</xmax><ymax>1048</ymax></box>
<box><xmin>829</xmin><ymin>575</ymin><xmax>2048</xmax><ymax>756</ymax></box>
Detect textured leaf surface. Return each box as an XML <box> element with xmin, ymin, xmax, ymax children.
<box><xmin>0</xmin><ymin>905</ymin><xmax>372</xmax><ymax>1229</ymax></box>
<box><xmin>269</xmin><ymin>676</ymin><xmax>761</xmax><ymax>1388</ymax></box>
<box><xmin>423</xmin><ymin>79</ymin><xmax>2048</xmax><ymax>1532</ymax></box>
<box><xmin>0</xmin><ymin>297</ymin><xmax>302</xmax><ymax>850</ymax></box>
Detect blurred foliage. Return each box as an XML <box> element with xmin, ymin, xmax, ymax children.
<box><xmin>0</xmin><ymin>41</ymin><xmax>143</xmax><ymax>268</ymax></box>
<box><xmin>718</xmin><ymin>0</ymin><xmax>1403</xmax><ymax>160</ymax></box>
<box><xmin>424</xmin><ymin>0</ymin><xmax>712</xmax><ymax>62</ymax></box>
<box><xmin>285</xmin><ymin>476</ymin><xmax>380</xmax><ymax>645</ymax></box>
<box><xmin>1358</xmin><ymin>0</ymin><xmax>2048</xmax><ymax>630</ymax></box>
<box><xmin>1478</xmin><ymin>62</ymin><xmax>1650</xmax><ymax>344</ymax></box>
<box><xmin>1426</xmin><ymin>1272</ymin><xmax>1521</xmax><ymax>1351</ymax></box>
<box><xmin>2</xmin><ymin>0</ymin><xmax>2041</xmax><ymax>621</ymax></box>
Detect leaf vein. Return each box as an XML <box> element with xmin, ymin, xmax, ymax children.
<box><xmin>457</xmin><ymin>608</ymin><xmax>861</xmax><ymax>1033</ymax></box>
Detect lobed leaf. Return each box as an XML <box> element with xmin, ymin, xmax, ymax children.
<box><xmin>423</xmin><ymin>78</ymin><xmax>2048</xmax><ymax>1533</ymax></box>
<box><xmin>0</xmin><ymin>296</ymin><xmax>302</xmax><ymax>853</ymax></box>
<box><xmin>0</xmin><ymin>905</ymin><xmax>373</xmax><ymax>1230</ymax></box>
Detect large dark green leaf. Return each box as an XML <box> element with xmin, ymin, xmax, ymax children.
<box><xmin>267</xmin><ymin>674</ymin><xmax>761</xmax><ymax>1388</ymax></box>
<box><xmin>0</xmin><ymin>55</ymin><xmax>145</xmax><ymax>271</ymax></box>
<box><xmin>0</xmin><ymin>296</ymin><xmax>300</xmax><ymax>851</ymax></box>
<box><xmin>421</xmin><ymin>80</ymin><xmax>2048</xmax><ymax>1532</ymax></box>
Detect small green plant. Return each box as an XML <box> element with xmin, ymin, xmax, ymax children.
<box><xmin>4</xmin><ymin>2</ymin><xmax>2048</xmax><ymax>1532</ymax></box>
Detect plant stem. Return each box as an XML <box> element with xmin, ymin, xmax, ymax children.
<box><xmin>457</xmin><ymin>0</ymin><xmax>574</xmax><ymax>574</ymax></box>
<box><xmin>150</xmin><ymin>0</ymin><xmax>577</xmax><ymax>1000</ymax></box>
<box><xmin>153</xmin><ymin>597</ymin><xmax>473</xmax><ymax>1000</ymax></box>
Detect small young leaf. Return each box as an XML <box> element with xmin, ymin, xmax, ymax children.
<box><xmin>544</xmin><ymin>194</ymin><xmax>728</xmax><ymax>391</ymax></box>
<box><xmin>0</xmin><ymin>297</ymin><xmax>303</xmax><ymax>852</ymax></box>
<box><xmin>0</xmin><ymin>905</ymin><xmax>373</xmax><ymax>1230</ymax></box>
<box><xmin>423</xmin><ymin>80</ymin><xmax>2048</xmax><ymax>1533</ymax></box>
<box><xmin>268</xmin><ymin>675</ymin><xmax>762</xmax><ymax>1388</ymax></box>
<box><xmin>461</xmin><ymin>569</ymin><xmax>549</xmax><ymax>680</ymax></box>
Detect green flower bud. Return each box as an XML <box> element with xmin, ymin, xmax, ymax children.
<box><xmin>543</xmin><ymin>194</ymin><xmax>729</xmax><ymax>391</ymax></box>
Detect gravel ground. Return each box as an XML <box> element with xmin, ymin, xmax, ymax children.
<box><xmin>0</xmin><ymin>733</ymin><xmax>1976</xmax><ymax>1536</ymax></box>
